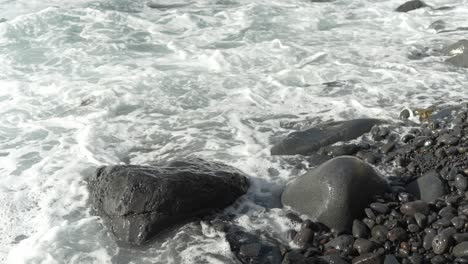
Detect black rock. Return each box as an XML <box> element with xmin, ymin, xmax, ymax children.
<box><xmin>395</xmin><ymin>0</ymin><xmax>427</xmax><ymax>12</ymax></box>
<box><xmin>387</xmin><ymin>227</ymin><xmax>408</xmax><ymax>242</ymax></box>
<box><xmin>325</xmin><ymin>235</ymin><xmax>354</xmax><ymax>251</ymax></box>
<box><xmin>400</xmin><ymin>201</ymin><xmax>430</xmax><ymax>216</ymax></box>
<box><xmin>354</xmin><ymin>238</ymin><xmax>377</xmax><ymax>254</ymax></box>
<box><xmin>432</xmin><ymin>227</ymin><xmax>456</xmax><ymax>255</ymax></box>
<box><xmin>88</xmin><ymin>158</ymin><xmax>249</xmax><ymax>245</ymax></box>
<box><xmin>226</xmin><ymin>227</ymin><xmax>283</xmax><ymax>264</ymax></box>
<box><xmin>442</xmin><ymin>40</ymin><xmax>468</xmax><ymax>56</ymax></box>
<box><xmin>400</xmin><ymin>109</ymin><xmax>411</xmax><ymax>120</ymax></box>
<box><xmin>372</xmin><ymin>225</ymin><xmax>389</xmax><ymax>243</ymax></box>
<box><xmin>454</xmin><ymin>233</ymin><xmax>468</xmax><ymax>243</ymax></box>
<box><xmin>282</xmin><ymin>156</ymin><xmax>389</xmax><ymax>232</ymax></box>
<box><xmin>320</xmin><ymin>255</ymin><xmax>349</xmax><ymax>264</ymax></box>
<box><xmin>406</xmin><ymin>171</ymin><xmax>447</xmax><ymax>203</ymax></box>
<box><xmin>282</xmin><ymin>251</ymin><xmax>308</xmax><ymax>264</ymax></box>
<box><xmin>352</xmin><ymin>253</ymin><xmax>383</xmax><ymax>264</ymax></box>
<box><xmin>371</xmin><ymin>203</ymin><xmax>390</xmax><ymax>214</ymax></box>
<box><xmin>293</xmin><ymin>227</ymin><xmax>314</xmax><ymax>248</ymax></box>
<box><xmin>353</xmin><ymin>219</ymin><xmax>370</xmax><ymax>238</ymax></box>
<box><xmin>271</xmin><ymin>119</ymin><xmax>382</xmax><ymax>155</ymax></box>
<box><xmin>446</xmin><ymin>51</ymin><xmax>468</xmax><ymax>68</ymax></box>
<box><xmin>384</xmin><ymin>254</ymin><xmax>400</xmax><ymax>264</ymax></box>
<box><xmin>454</xmin><ymin>242</ymin><xmax>468</xmax><ymax>257</ymax></box>
<box><xmin>455</xmin><ymin>174</ymin><xmax>468</xmax><ymax>191</ymax></box>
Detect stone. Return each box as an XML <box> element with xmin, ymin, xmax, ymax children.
<box><xmin>384</xmin><ymin>255</ymin><xmax>400</xmax><ymax>264</ymax></box>
<box><xmin>282</xmin><ymin>156</ymin><xmax>388</xmax><ymax>232</ymax></box>
<box><xmin>88</xmin><ymin>158</ymin><xmax>249</xmax><ymax>245</ymax></box>
<box><xmin>320</xmin><ymin>255</ymin><xmax>348</xmax><ymax>264</ymax></box>
<box><xmin>442</xmin><ymin>40</ymin><xmax>468</xmax><ymax>56</ymax></box>
<box><xmin>432</xmin><ymin>228</ymin><xmax>456</xmax><ymax>255</ymax></box>
<box><xmin>226</xmin><ymin>227</ymin><xmax>283</xmax><ymax>264</ymax></box>
<box><xmin>388</xmin><ymin>227</ymin><xmax>408</xmax><ymax>242</ymax></box>
<box><xmin>400</xmin><ymin>109</ymin><xmax>411</xmax><ymax>120</ymax></box>
<box><xmin>293</xmin><ymin>227</ymin><xmax>314</xmax><ymax>248</ymax></box>
<box><xmin>282</xmin><ymin>251</ymin><xmax>308</xmax><ymax>264</ymax></box>
<box><xmin>455</xmin><ymin>174</ymin><xmax>468</xmax><ymax>191</ymax></box>
<box><xmin>406</xmin><ymin>171</ymin><xmax>447</xmax><ymax>203</ymax></box>
<box><xmin>271</xmin><ymin>119</ymin><xmax>382</xmax><ymax>155</ymax></box>
<box><xmin>446</xmin><ymin>51</ymin><xmax>468</xmax><ymax>68</ymax></box>
<box><xmin>372</xmin><ymin>225</ymin><xmax>389</xmax><ymax>243</ymax></box>
<box><xmin>454</xmin><ymin>242</ymin><xmax>468</xmax><ymax>257</ymax></box>
<box><xmin>147</xmin><ymin>2</ymin><xmax>192</xmax><ymax>10</ymax></box>
<box><xmin>371</xmin><ymin>203</ymin><xmax>389</xmax><ymax>214</ymax></box>
<box><xmin>354</xmin><ymin>238</ymin><xmax>377</xmax><ymax>254</ymax></box>
<box><xmin>400</xmin><ymin>201</ymin><xmax>430</xmax><ymax>216</ymax></box>
<box><xmin>352</xmin><ymin>253</ymin><xmax>383</xmax><ymax>264</ymax></box>
<box><xmin>395</xmin><ymin>0</ymin><xmax>427</xmax><ymax>12</ymax></box>
<box><xmin>429</xmin><ymin>20</ymin><xmax>445</xmax><ymax>31</ymax></box>
<box><xmin>325</xmin><ymin>235</ymin><xmax>354</xmax><ymax>251</ymax></box>
<box><xmin>353</xmin><ymin>219</ymin><xmax>370</xmax><ymax>238</ymax></box>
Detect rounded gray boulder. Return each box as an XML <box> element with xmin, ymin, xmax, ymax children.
<box><xmin>88</xmin><ymin>158</ymin><xmax>249</xmax><ymax>246</ymax></box>
<box><xmin>281</xmin><ymin>156</ymin><xmax>388</xmax><ymax>232</ymax></box>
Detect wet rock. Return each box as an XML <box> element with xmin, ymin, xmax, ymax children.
<box><xmin>442</xmin><ymin>39</ymin><xmax>468</xmax><ymax>56</ymax></box>
<box><xmin>454</xmin><ymin>233</ymin><xmax>468</xmax><ymax>243</ymax></box>
<box><xmin>226</xmin><ymin>227</ymin><xmax>283</xmax><ymax>264</ymax></box>
<box><xmin>384</xmin><ymin>254</ymin><xmax>400</xmax><ymax>264</ymax></box>
<box><xmin>352</xmin><ymin>253</ymin><xmax>383</xmax><ymax>264</ymax></box>
<box><xmin>400</xmin><ymin>201</ymin><xmax>430</xmax><ymax>216</ymax></box>
<box><xmin>282</xmin><ymin>156</ymin><xmax>388</xmax><ymax>232</ymax></box>
<box><xmin>147</xmin><ymin>2</ymin><xmax>192</xmax><ymax>9</ymax></box>
<box><xmin>454</xmin><ymin>242</ymin><xmax>468</xmax><ymax>257</ymax></box>
<box><xmin>320</xmin><ymin>255</ymin><xmax>348</xmax><ymax>264</ymax></box>
<box><xmin>371</xmin><ymin>203</ymin><xmax>390</xmax><ymax>214</ymax></box>
<box><xmin>354</xmin><ymin>238</ymin><xmax>377</xmax><ymax>254</ymax></box>
<box><xmin>293</xmin><ymin>227</ymin><xmax>314</xmax><ymax>248</ymax></box>
<box><xmin>271</xmin><ymin>119</ymin><xmax>382</xmax><ymax>155</ymax></box>
<box><xmin>388</xmin><ymin>227</ymin><xmax>408</xmax><ymax>242</ymax></box>
<box><xmin>325</xmin><ymin>235</ymin><xmax>354</xmax><ymax>251</ymax></box>
<box><xmin>414</xmin><ymin>213</ymin><xmax>427</xmax><ymax>228</ymax></box>
<box><xmin>429</xmin><ymin>20</ymin><xmax>446</xmax><ymax>31</ymax></box>
<box><xmin>353</xmin><ymin>219</ymin><xmax>370</xmax><ymax>238</ymax></box>
<box><xmin>396</xmin><ymin>0</ymin><xmax>427</xmax><ymax>12</ymax></box>
<box><xmin>406</xmin><ymin>172</ymin><xmax>446</xmax><ymax>203</ymax></box>
<box><xmin>372</xmin><ymin>225</ymin><xmax>389</xmax><ymax>243</ymax></box>
<box><xmin>400</xmin><ymin>109</ymin><xmax>411</xmax><ymax>120</ymax></box>
<box><xmin>446</xmin><ymin>51</ymin><xmax>468</xmax><ymax>68</ymax></box>
<box><xmin>432</xmin><ymin>227</ymin><xmax>456</xmax><ymax>254</ymax></box>
<box><xmin>282</xmin><ymin>251</ymin><xmax>308</xmax><ymax>264</ymax></box>
<box><xmin>455</xmin><ymin>174</ymin><xmax>468</xmax><ymax>191</ymax></box>
<box><xmin>88</xmin><ymin>158</ymin><xmax>249</xmax><ymax>245</ymax></box>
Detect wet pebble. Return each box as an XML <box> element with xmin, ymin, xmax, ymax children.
<box><xmin>401</xmin><ymin>201</ymin><xmax>430</xmax><ymax>216</ymax></box>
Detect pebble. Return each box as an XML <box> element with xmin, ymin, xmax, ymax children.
<box><xmin>454</xmin><ymin>242</ymin><xmax>468</xmax><ymax>257</ymax></box>
<box><xmin>293</xmin><ymin>227</ymin><xmax>313</xmax><ymax>248</ymax></box>
<box><xmin>372</xmin><ymin>225</ymin><xmax>389</xmax><ymax>243</ymax></box>
<box><xmin>353</xmin><ymin>219</ymin><xmax>370</xmax><ymax>238</ymax></box>
<box><xmin>456</xmin><ymin>175</ymin><xmax>468</xmax><ymax>191</ymax></box>
<box><xmin>432</xmin><ymin>228</ymin><xmax>456</xmax><ymax>254</ymax></box>
<box><xmin>414</xmin><ymin>213</ymin><xmax>427</xmax><ymax>228</ymax></box>
<box><xmin>388</xmin><ymin>227</ymin><xmax>408</xmax><ymax>242</ymax></box>
<box><xmin>352</xmin><ymin>253</ymin><xmax>383</xmax><ymax>264</ymax></box>
<box><xmin>401</xmin><ymin>201</ymin><xmax>430</xmax><ymax>216</ymax></box>
<box><xmin>371</xmin><ymin>202</ymin><xmax>390</xmax><ymax>214</ymax></box>
<box><xmin>354</xmin><ymin>238</ymin><xmax>377</xmax><ymax>255</ymax></box>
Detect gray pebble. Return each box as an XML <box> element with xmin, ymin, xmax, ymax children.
<box><xmin>401</xmin><ymin>200</ymin><xmax>430</xmax><ymax>216</ymax></box>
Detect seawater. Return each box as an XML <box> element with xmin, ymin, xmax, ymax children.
<box><xmin>0</xmin><ymin>0</ymin><xmax>467</xmax><ymax>263</ymax></box>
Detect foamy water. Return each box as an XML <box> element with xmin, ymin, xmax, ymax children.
<box><xmin>1</xmin><ymin>0</ymin><xmax>468</xmax><ymax>263</ymax></box>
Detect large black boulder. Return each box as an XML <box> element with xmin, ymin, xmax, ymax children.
<box><xmin>271</xmin><ymin>119</ymin><xmax>382</xmax><ymax>155</ymax></box>
<box><xmin>282</xmin><ymin>156</ymin><xmax>389</xmax><ymax>232</ymax></box>
<box><xmin>88</xmin><ymin>158</ymin><xmax>249</xmax><ymax>246</ymax></box>
<box><xmin>395</xmin><ymin>0</ymin><xmax>427</xmax><ymax>12</ymax></box>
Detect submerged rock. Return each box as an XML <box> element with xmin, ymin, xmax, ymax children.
<box><xmin>443</xmin><ymin>40</ymin><xmax>468</xmax><ymax>56</ymax></box>
<box><xmin>271</xmin><ymin>119</ymin><xmax>382</xmax><ymax>155</ymax></box>
<box><xmin>225</xmin><ymin>226</ymin><xmax>283</xmax><ymax>264</ymax></box>
<box><xmin>88</xmin><ymin>158</ymin><xmax>249</xmax><ymax>245</ymax></box>
<box><xmin>395</xmin><ymin>0</ymin><xmax>427</xmax><ymax>12</ymax></box>
<box><xmin>282</xmin><ymin>156</ymin><xmax>388</xmax><ymax>232</ymax></box>
<box><xmin>446</xmin><ymin>51</ymin><xmax>468</xmax><ymax>68</ymax></box>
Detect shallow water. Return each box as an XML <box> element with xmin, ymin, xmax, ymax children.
<box><xmin>1</xmin><ymin>0</ymin><xmax>468</xmax><ymax>263</ymax></box>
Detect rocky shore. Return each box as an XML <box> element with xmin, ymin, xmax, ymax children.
<box><xmin>85</xmin><ymin>1</ymin><xmax>468</xmax><ymax>263</ymax></box>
